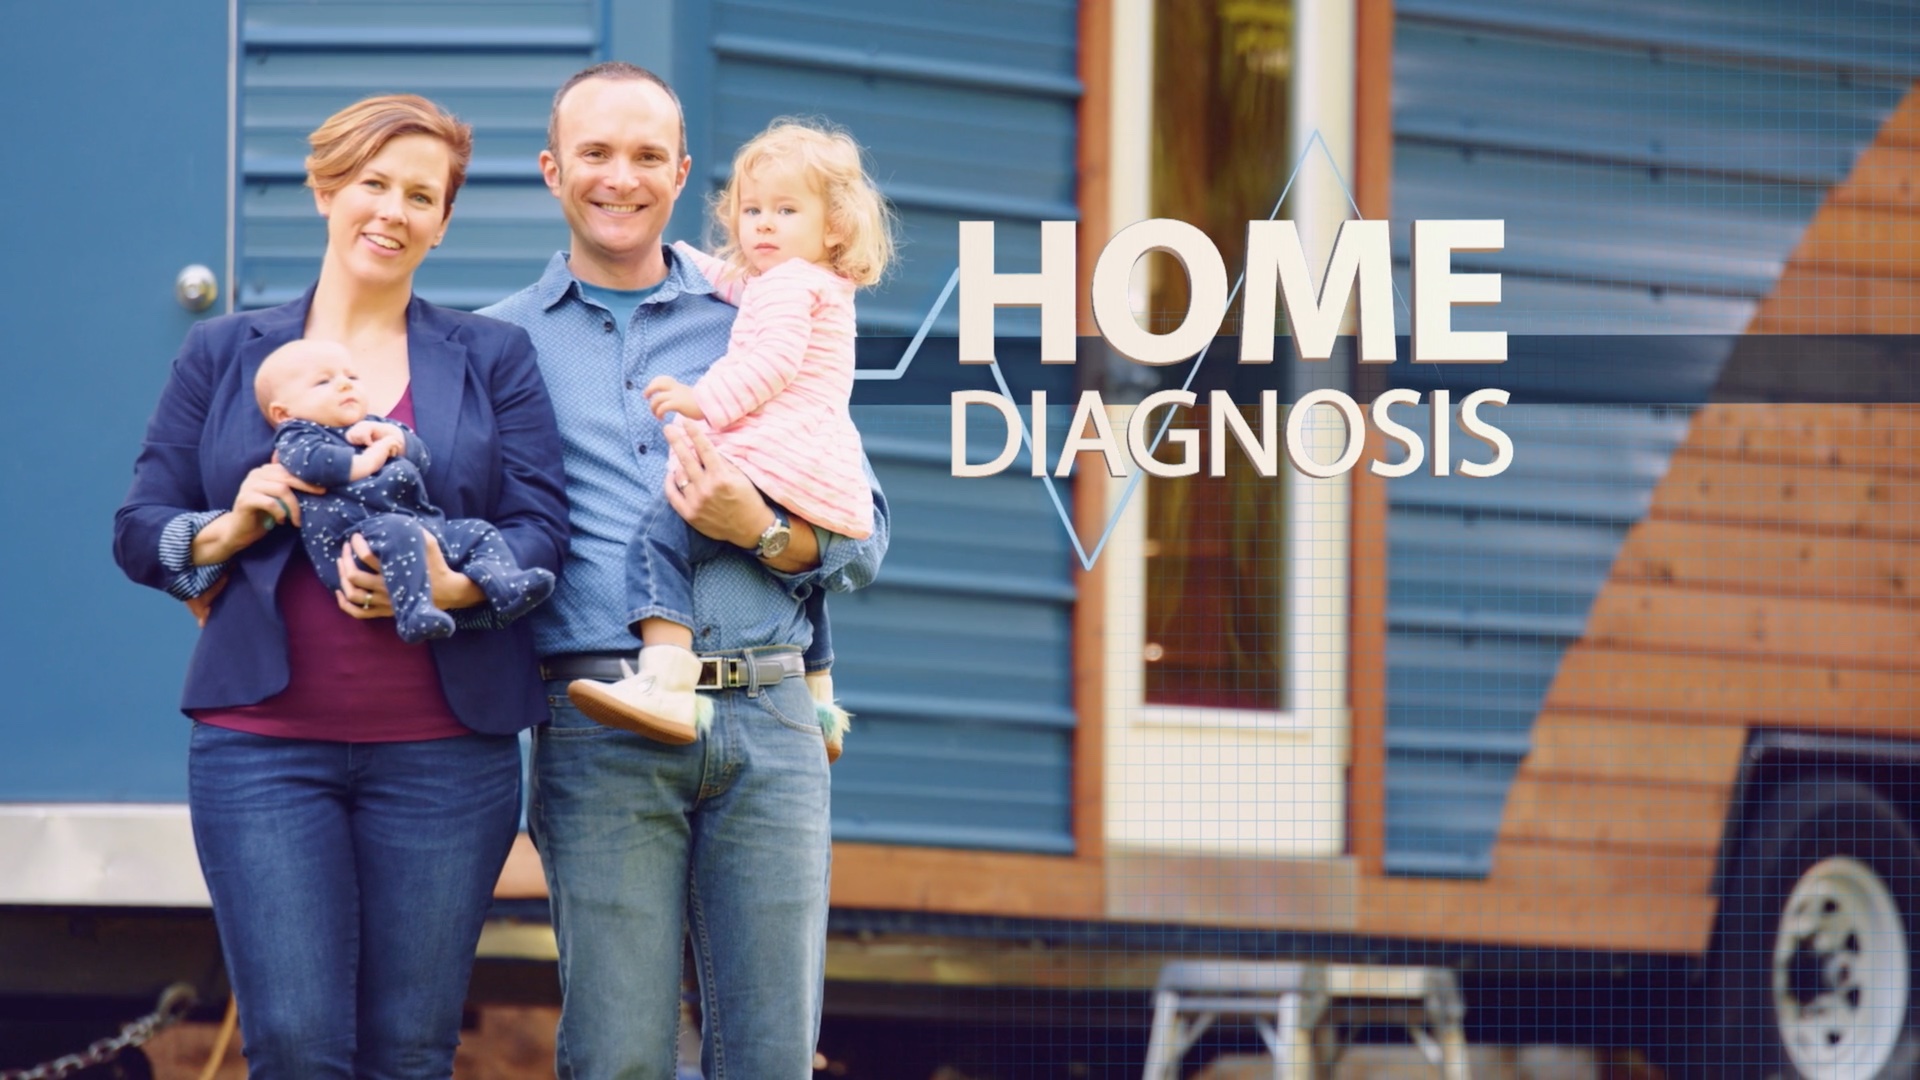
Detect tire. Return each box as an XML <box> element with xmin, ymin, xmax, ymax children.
<box><xmin>1706</xmin><ymin>776</ymin><xmax>1920</xmax><ymax>1080</ymax></box>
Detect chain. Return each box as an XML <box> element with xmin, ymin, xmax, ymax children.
<box><xmin>0</xmin><ymin>984</ymin><xmax>197</xmax><ymax>1080</ymax></box>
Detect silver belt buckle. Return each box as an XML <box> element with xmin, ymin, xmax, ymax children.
<box><xmin>695</xmin><ymin>657</ymin><xmax>727</xmax><ymax>690</ymax></box>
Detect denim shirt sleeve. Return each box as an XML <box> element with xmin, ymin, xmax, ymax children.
<box><xmin>158</xmin><ymin>509</ymin><xmax>230</xmax><ymax>600</ymax></box>
<box><xmin>763</xmin><ymin>458</ymin><xmax>889</xmax><ymax>596</ymax></box>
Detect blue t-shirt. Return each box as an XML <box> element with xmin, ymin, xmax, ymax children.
<box><xmin>579</xmin><ymin>280</ymin><xmax>661</xmax><ymax>338</ymax></box>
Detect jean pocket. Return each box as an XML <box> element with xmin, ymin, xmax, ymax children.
<box><xmin>542</xmin><ymin>693</ymin><xmax>618</xmax><ymax>739</ymax></box>
<box><xmin>758</xmin><ymin>680</ymin><xmax>824</xmax><ymax>737</ymax></box>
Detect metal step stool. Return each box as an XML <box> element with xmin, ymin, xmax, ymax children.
<box><xmin>1141</xmin><ymin>960</ymin><xmax>1470</xmax><ymax>1080</ymax></box>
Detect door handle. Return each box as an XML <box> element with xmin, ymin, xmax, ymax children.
<box><xmin>175</xmin><ymin>265</ymin><xmax>219</xmax><ymax>312</ymax></box>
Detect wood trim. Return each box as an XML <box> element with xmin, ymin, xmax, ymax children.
<box><xmin>1073</xmin><ymin>467</ymin><xmax>1108</xmax><ymax>866</ymax></box>
<box><xmin>1107</xmin><ymin>850</ymin><xmax>1360</xmax><ymax>931</ymax></box>
<box><xmin>1360</xmin><ymin>876</ymin><xmax>1717</xmax><ymax>954</ymax></box>
<box><xmin>1490</xmin><ymin>838</ymin><xmax>1718</xmax><ymax>898</ymax></box>
<box><xmin>1354</xmin><ymin>0</ymin><xmax>1394</xmax><ymax>222</ymax></box>
<box><xmin>1348</xmin><ymin>429</ymin><xmax>1389</xmax><ymax>876</ymax></box>
<box><xmin>1077</xmin><ymin>0</ymin><xmax>1112</xmax><ymax>339</ymax></box>
<box><xmin>830</xmin><ymin>842</ymin><xmax>1105</xmax><ymax>918</ymax></box>
<box><xmin>1071</xmin><ymin>0</ymin><xmax>1113</xmax><ymax>872</ymax></box>
<box><xmin>1346</xmin><ymin>0</ymin><xmax>1393</xmax><ymax>880</ymax></box>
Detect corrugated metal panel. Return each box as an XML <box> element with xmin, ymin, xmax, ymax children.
<box><xmin>833</xmin><ymin>403</ymin><xmax>1079</xmax><ymax>855</ymax></box>
<box><xmin>696</xmin><ymin>0</ymin><xmax>1079</xmax><ymax>335</ymax></box>
<box><xmin>1385</xmin><ymin>1</ymin><xmax>1909</xmax><ymax>876</ymax></box>
<box><xmin>237</xmin><ymin>0</ymin><xmax>598</xmax><ymax>310</ymax></box>
<box><xmin>691</xmin><ymin>0</ymin><xmax>1082</xmax><ymax>854</ymax></box>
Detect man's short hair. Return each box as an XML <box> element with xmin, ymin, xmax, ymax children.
<box><xmin>547</xmin><ymin>61</ymin><xmax>688</xmax><ymax>161</ymax></box>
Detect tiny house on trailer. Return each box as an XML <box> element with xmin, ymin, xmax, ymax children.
<box><xmin>4</xmin><ymin>0</ymin><xmax>1920</xmax><ymax>1076</ymax></box>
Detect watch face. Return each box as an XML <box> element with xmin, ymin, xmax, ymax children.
<box><xmin>761</xmin><ymin>529</ymin><xmax>791</xmax><ymax>558</ymax></box>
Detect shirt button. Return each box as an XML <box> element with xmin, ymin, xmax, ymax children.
<box><xmin>626</xmin><ymin>380</ymin><xmax>635</xmax><ymax>390</ymax></box>
<box><xmin>637</xmin><ymin>443</ymin><xmax>648</xmax><ymax>454</ymax></box>
<box><xmin>603</xmin><ymin>320</ymin><xmax>615</xmax><ymax>332</ymax></box>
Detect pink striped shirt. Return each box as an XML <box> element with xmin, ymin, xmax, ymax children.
<box><xmin>673</xmin><ymin>244</ymin><xmax>873</xmax><ymax>539</ymax></box>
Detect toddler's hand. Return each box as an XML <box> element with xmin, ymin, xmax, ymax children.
<box><xmin>645</xmin><ymin>377</ymin><xmax>705</xmax><ymax>421</ymax></box>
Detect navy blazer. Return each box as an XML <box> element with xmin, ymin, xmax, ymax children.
<box><xmin>113</xmin><ymin>291</ymin><xmax>569</xmax><ymax>735</ymax></box>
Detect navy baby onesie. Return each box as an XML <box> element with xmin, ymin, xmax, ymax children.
<box><xmin>273</xmin><ymin>417</ymin><xmax>555</xmax><ymax>644</ymax></box>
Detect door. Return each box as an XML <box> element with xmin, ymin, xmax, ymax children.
<box><xmin>0</xmin><ymin>2</ymin><xmax>230</xmax><ymax>811</ymax></box>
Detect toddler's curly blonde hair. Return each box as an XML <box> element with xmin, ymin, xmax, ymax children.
<box><xmin>711</xmin><ymin>118</ymin><xmax>895</xmax><ymax>286</ymax></box>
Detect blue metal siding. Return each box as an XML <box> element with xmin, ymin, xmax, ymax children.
<box><xmin>237</xmin><ymin>0</ymin><xmax>600</xmax><ymax>310</ymax></box>
<box><xmin>1385</xmin><ymin>2</ymin><xmax>1915</xmax><ymax>876</ymax></box>
<box><xmin>700</xmin><ymin>0</ymin><xmax>1079</xmax><ymax>335</ymax></box>
<box><xmin>692</xmin><ymin>1</ymin><xmax>1083</xmax><ymax>854</ymax></box>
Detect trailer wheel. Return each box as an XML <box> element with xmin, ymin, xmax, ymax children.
<box><xmin>1708</xmin><ymin>777</ymin><xmax>1920</xmax><ymax>1079</ymax></box>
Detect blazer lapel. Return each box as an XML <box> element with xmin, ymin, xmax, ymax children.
<box><xmin>406</xmin><ymin>298</ymin><xmax>467</xmax><ymax>481</ymax></box>
<box><xmin>235</xmin><ymin>295</ymin><xmax>312</xmax><ymax>606</ymax></box>
<box><xmin>238</xmin><ymin>293</ymin><xmax>311</xmax><ymax>412</ymax></box>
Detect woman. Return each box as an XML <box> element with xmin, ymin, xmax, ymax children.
<box><xmin>112</xmin><ymin>95</ymin><xmax>567</xmax><ymax>1076</ymax></box>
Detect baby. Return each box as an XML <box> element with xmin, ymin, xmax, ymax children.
<box><xmin>565</xmin><ymin>118</ymin><xmax>893</xmax><ymax>761</ymax></box>
<box><xmin>254</xmin><ymin>339</ymin><xmax>555</xmax><ymax>644</ymax></box>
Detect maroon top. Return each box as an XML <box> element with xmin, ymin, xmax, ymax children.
<box><xmin>194</xmin><ymin>388</ymin><xmax>471</xmax><ymax>742</ymax></box>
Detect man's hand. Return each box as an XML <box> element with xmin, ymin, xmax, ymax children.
<box><xmin>663</xmin><ymin>420</ymin><xmax>821</xmax><ymax>572</ymax></box>
<box><xmin>644</xmin><ymin>376</ymin><xmax>705</xmax><ymax>421</ymax></box>
<box><xmin>662</xmin><ymin>419</ymin><xmax>764</xmax><ymax>547</ymax></box>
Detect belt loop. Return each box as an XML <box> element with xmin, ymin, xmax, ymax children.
<box><xmin>744</xmin><ymin>650</ymin><xmax>763</xmax><ymax>697</ymax></box>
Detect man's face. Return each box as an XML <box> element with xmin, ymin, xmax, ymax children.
<box><xmin>540</xmin><ymin>78</ymin><xmax>691</xmax><ymax>285</ymax></box>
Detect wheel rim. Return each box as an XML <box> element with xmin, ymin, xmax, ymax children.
<box><xmin>1773</xmin><ymin>855</ymin><xmax>1910</xmax><ymax>1078</ymax></box>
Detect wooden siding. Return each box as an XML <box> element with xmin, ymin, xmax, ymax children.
<box><xmin>1464</xmin><ymin>82</ymin><xmax>1920</xmax><ymax>954</ymax></box>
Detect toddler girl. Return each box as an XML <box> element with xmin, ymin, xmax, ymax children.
<box><xmin>567</xmin><ymin>118</ymin><xmax>892</xmax><ymax>761</ymax></box>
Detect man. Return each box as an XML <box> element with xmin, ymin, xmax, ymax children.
<box><xmin>481</xmin><ymin>62</ymin><xmax>888</xmax><ymax>1079</ymax></box>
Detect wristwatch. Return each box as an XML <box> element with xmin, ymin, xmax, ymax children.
<box><xmin>750</xmin><ymin>508</ymin><xmax>792</xmax><ymax>560</ymax></box>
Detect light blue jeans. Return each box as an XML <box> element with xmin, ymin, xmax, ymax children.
<box><xmin>530</xmin><ymin>655</ymin><xmax>832</xmax><ymax>1080</ymax></box>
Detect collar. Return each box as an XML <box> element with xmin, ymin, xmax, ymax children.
<box><xmin>245</xmin><ymin>284</ymin><xmax>456</xmax><ymax>344</ymax></box>
<box><xmin>534</xmin><ymin>246</ymin><xmax>717</xmax><ymax>312</ymax></box>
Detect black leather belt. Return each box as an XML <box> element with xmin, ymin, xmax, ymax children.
<box><xmin>541</xmin><ymin>649</ymin><xmax>805</xmax><ymax>692</ymax></box>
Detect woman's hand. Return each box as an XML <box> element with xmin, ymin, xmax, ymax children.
<box><xmin>334</xmin><ymin>530</ymin><xmax>484</xmax><ymax>621</ymax></box>
<box><xmin>185</xmin><ymin>572</ymin><xmax>230</xmax><ymax>628</ymax></box>
<box><xmin>194</xmin><ymin>460</ymin><xmax>324</xmax><ymax>565</ymax></box>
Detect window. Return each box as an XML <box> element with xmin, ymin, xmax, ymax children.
<box><xmin>1143</xmin><ymin>0</ymin><xmax>1294</xmax><ymax>713</ymax></box>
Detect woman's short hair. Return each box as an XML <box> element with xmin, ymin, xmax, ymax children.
<box><xmin>304</xmin><ymin>94</ymin><xmax>474</xmax><ymax>217</ymax></box>
<box><xmin>711</xmin><ymin>118</ymin><xmax>896</xmax><ymax>287</ymax></box>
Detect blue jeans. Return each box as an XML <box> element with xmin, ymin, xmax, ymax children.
<box><xmin>188</xmin><ymin>722</ymin><xmax>522</xmax><ymax>1079</ymax></box>
<box><xmin>624</xmin><ymin>505</ymin><xmax>835</xmax><ymax>672</ymax></box>
<box><xmin>530</xmin><ymin>657</ymin><xmax>831</xmax><ymax>1080</ymax></box>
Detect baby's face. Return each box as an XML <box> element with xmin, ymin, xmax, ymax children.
<box><xmin>269</xmin><ymin>345</ymin><xmax>369</xmax><ymax>428</ymax></box>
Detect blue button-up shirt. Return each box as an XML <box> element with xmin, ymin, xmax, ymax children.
<box><xmin>481</xmin><ymin>249</ymin><xmax>888</xmax><ymax>659</ymax></box>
